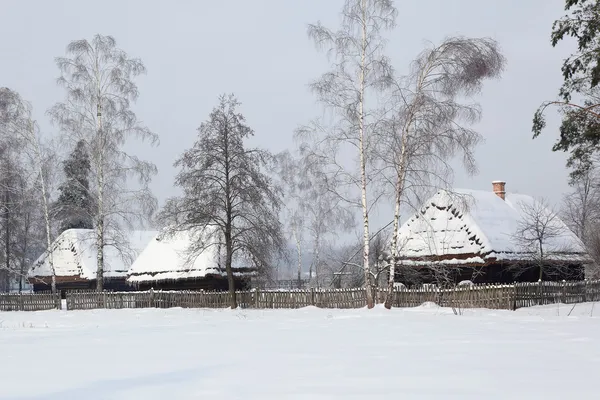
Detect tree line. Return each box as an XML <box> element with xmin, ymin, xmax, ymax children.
<box><xmin>3</xmin><ymin>0</ymin><xmax>595</xmax><ymax>309</ymax></box>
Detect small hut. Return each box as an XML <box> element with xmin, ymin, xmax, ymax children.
<box><xmin>126</xmin><ymin>229</ymin><xmax>254</xmax><ymax>291</ymax></box>
<box><xmin>390</xmin><ymin>181</ymin><xmax>591</xmax><ymax>285</ymax></box>
<box><xmin>28</xmin><ymin>229</ymin><xmax>157</xmax><ymax>295</ymax></box>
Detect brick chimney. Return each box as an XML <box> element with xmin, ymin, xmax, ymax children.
<box><xmin>492</xmin><ymin>181</ymin><xmax>506</xmax><ymax>200</ymax></box>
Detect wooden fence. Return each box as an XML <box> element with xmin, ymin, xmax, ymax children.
<box><xmin>65</xmin><ymin>288</ymin><xmax>368</xmax><ymax>310</ymax></box>
<box><xmin>514</xmin><ymin>280</ymin><xmax>600</xmax><ymax>308</ymax></box>
<box><xmin>383</xmin><ymin>284</ymin><xmax>517</xmax><ymax>310</ymax></box>
<box><xmin>0</xmin><ymin>292</ymin><xmax>61</xmax><ymax>311</ymax></box>
<box><xmin>3</xmin><ymin>280</ymin><xmax>600</xmax><ymax>312</ymax></box>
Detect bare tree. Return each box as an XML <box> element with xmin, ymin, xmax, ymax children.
<box><xmin>322</xmin><ymin>242</ymin><xmax>362</xmax><ymax>289</ymax></box>
<box><xmin>0</xmin><ymin>157</ymin><xmax>20</xmax><ymax>291</ymax></box>
<box><xmin>307</xmin><ymin>169</ymin><xmax>355</xmax><ymax>288</ymax></box>
<box><xmin>276</xmin><ymin>151</ymin><xmax>307</xmax><ymax>289</ymax></box>
<box><xmin>9</xmin><ymin>162</ymin><xmax>50</xmax><ymax>293</ymax></box>
<box><xmin>299</xmin><ymin>0</ymin><xmax>397</xmax><ymax>307</ymax></box>
<box><xmin>561</xmin><ymin>169</ymin><xmax>600</xmax><ymax>277</ymax></box>
<box><xmin>298</xmin><ymin>155</ymin><xmax>355</xmax><ymax>288</ymax></box>
<box><xmin>583</xmin><ymin>232</ymin><xmax>600</xmax><ymax>279</ymax></box>
<box><xmin>561</xmin><ymin>169</ymin><xmax>600</xmax><ymax>241</ymax></box>
<box><xmin>0</xmin><ymin>88</ymin><xmax>59</xmax><ymax>292</ymax></box>
<box><xmin>48</xmin><ymin>34</ymin><xmax>158</xmax><ymax>291</ymax></box>
<box><xmin>374</xmin><ymin>229</ymin><xmax>396</xmax><ymax>292</ymax></box>
<box><xmin>13</xmin><ymin>179</ymin><xmax>35</xmax><ymax>293</ymax></box>
<box><xmin>288</xmin><ymin>209</ymin><xmax>305</xmax><ymax>289</ymax></box>
<box><xmin>510</xmin><ymin>198</ymin><xmax>582</xmax><ymax>281</ymax></box>
<box><xmin>381</xmin><ymin>37</ymin><xmax>505</xmax><ymax>308</ymax></box>
<box><xmin>325</xmin><ymin>225</ymin><xmax>392</xmax><ymax>290</ymax></box>
<box><xmin>0</xmin><ymin>89</ymin><xmax>25</xmax><ymax>291</ymax></box>
<box><xmin>159</xmin><ymin>94</ymin><xmax>286</xmax><ymax>308</ymax></box>
<box><xmin>277</xmin><ymin>150</ymin><xmax>355</xmax><ymax>288</ymax></box>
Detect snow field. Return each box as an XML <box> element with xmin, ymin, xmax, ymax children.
<box><xmin>1</xmin><ymin>303</ymin><xmax>599</xmax><ymax>399</ymax></box>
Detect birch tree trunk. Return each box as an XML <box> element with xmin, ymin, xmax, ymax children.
<box><xmin>3</xmin><ymin>175</ymin><xmax>10</xmax><ymax>292</ymax></box>
<box><xmin>19</xmin><ymin>208</ymin><xmax>32</xmax><ymax>293</ymax></box>
<box><xmin>313</xmin><ymin>232</ymin><xmax>320</xmax><ymax>288</ymax></box>
<box><xmin>385</xmin><ymin>161</ymin><xmax>407</xmax><ymax>308</ymax></box>
<box><xmin>40</xmin><ymin>175</ymin><xmax>56</xmax><ymax>294</ymax></box>
<box><xmin>385</xmin><ymin>122</ymin><xmax>409</xmax><ymax>309</ymax></box>
<box><xmin>293</xmin><ymin>228</ymin><xmax>302</xmax><ymax>289</ymax></box>
<box><xmin>28</xmin><ymin>121</ymin><xmax>57</xmax><ymax>294</ymax></box>
<box><xmin>304</xmin><ymin>0</ymin><xmax>398</xmax><ymax>307</ymax></box>
<box><xmin>358</xmin><ymin>0</ymin><xmax>374</xmax><ymax>309</ymax></box>
<box><xmin>95</xmin><ymin>100</ymin><xmax>105</xmax><ymax>292</ymax></box>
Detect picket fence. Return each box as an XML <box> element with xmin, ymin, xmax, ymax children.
<box><xmin>64</xmin><ymin>288</ymin><xmax>368</xmax><ymax>310</ymax></box>
<box><xmin>0</xmin><ymin>292</ymin><xmax>61</xmax><ymax>311</ymax></box>
<box><xmin>2</xmin><ymin>280</ymin><xmax>600</xmax><ymax>312</ymax></box>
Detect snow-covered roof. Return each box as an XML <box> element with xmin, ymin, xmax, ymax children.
<box><xmin>396</xmin><ymin>189</ymin><xmax>590</xmax><ymax>266</ymax></box>
<box><xmin>127</xmin><ymin>229</ymin><xmax>253</xmax><ymax>283</ymax></box>
<box><xmin>28</xmin><ymin>229</ymin><xmax>158</xmax><ymax>280</ymax></box>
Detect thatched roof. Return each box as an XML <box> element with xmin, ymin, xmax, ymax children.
<box><xmin>395</xmin><ymin>189</ymin><xmax>590</xmax><ymax>266</ymax></box>
<box><xmin>126</xmin><ymin>229</ymin><xmax>255</xmax><ymax>284</ymax></box>
<box><xmin>28</xmin><ymin>229</ymin><xmax>157</xmax><ymax>280</ymax></box>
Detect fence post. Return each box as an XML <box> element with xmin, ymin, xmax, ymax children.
<box><xmin>310</xmin><ymin>287</ymin><xmax>315</xmax><ymax>306</ymax></box>
<box><xmin>254</xmin><ymin>288</ymin><xmax>260</xmax><ymax>309</ymax></box>
<box><xmin>149</xmin><ymin>288</ymin><xmax>155</xmax><ymax>308</ymax></box>
<box><xmin>19</xmin><ymin>293</ymin><xmax>24</xmax><ymax>311</ymax></box>
<box><xmin>511</xmin><ymin>285</ymin><xmax>517</xmax><ymax>311</ymax></box>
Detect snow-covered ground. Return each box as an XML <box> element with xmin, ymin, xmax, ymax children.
<box><xmin>1</xmin><ymin>303</ymin><xmax>600</xmax><ymax>399</ymax></box>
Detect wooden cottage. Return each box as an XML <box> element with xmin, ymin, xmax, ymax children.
<box><xmin>391</xmin><ymin>181</ymin><xmax>592</xmax><ymax>285</ymax></box>
<box><xmin>126</xmin><ymin>229</ymin><xmax>253</xmax><ymax>291</ymax></box>
<box><xmin>28</xmin><ymin>229</ymin><xmax>157</xmax><ymax>296</ymax></box>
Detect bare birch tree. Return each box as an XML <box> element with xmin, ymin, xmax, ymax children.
<box><xmin>380</xmin><ymin>37</ymin><xmax>505</xmax><ymax>308</ymax></box>
<box><xmin>48</xmin><ymin>35</ymin><xmax>158</xmax><ymax>291</ymax></box>
<box><xmin>0</xmin><ymin>88</ymin><xmax>58</xmax><ymax>292</ymax></box>
<box><xmin>289</xmin><ymin>213</ymin><xmax>304</xmax><ymax>288</ymax></box>
<box><xmin>12</xmin><ymin>175</ymin><xmax>37</xmax><ymax>292</ymax></box>
<box><xmin>299</xmin><ymin>0</ymin><xmax>397</xmax><ymax>307</ymax></box>
<box><xmin>510</xmin><ymin>198</ymin><xmax>583</xmax><ymax>281</ymax></box>
<box><xmin>0</xmin><ymin>156</ymin><xmax>21</xmax><ymax>291</ymax></box>
<box><xmin>7</xmin><ymin>155</ymin><xmax>51</xmax><ymax>293</ymax></box>
<box><xmin>276</xmin><ymin>151</ymin><xmax>306</xmax><ymax>288</ymax></box>
<box><xmin>277</xmin><ymin>149</ymin><xmax>355</xmax><ymax>288</ymax></box>
<box><xmin>302</xmin><ymin>158</ymin><xmax>355</xmax><ymax>288</ymax></box>
<box><xmin>159</xmin><ymin>94</ymin><xmax>285</xmax><ymax>308</ymax></box>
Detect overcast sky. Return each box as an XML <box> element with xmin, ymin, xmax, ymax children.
<box><xmin>0</xmin><ymin>0</ymin><xmax>576</xmax><ymax>235</ymax></box>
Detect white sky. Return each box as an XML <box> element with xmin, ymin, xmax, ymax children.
<box><xmin>0</xmin><ymin>0</ymin><xmax>576</xmax><ymax>236</ymax></box>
